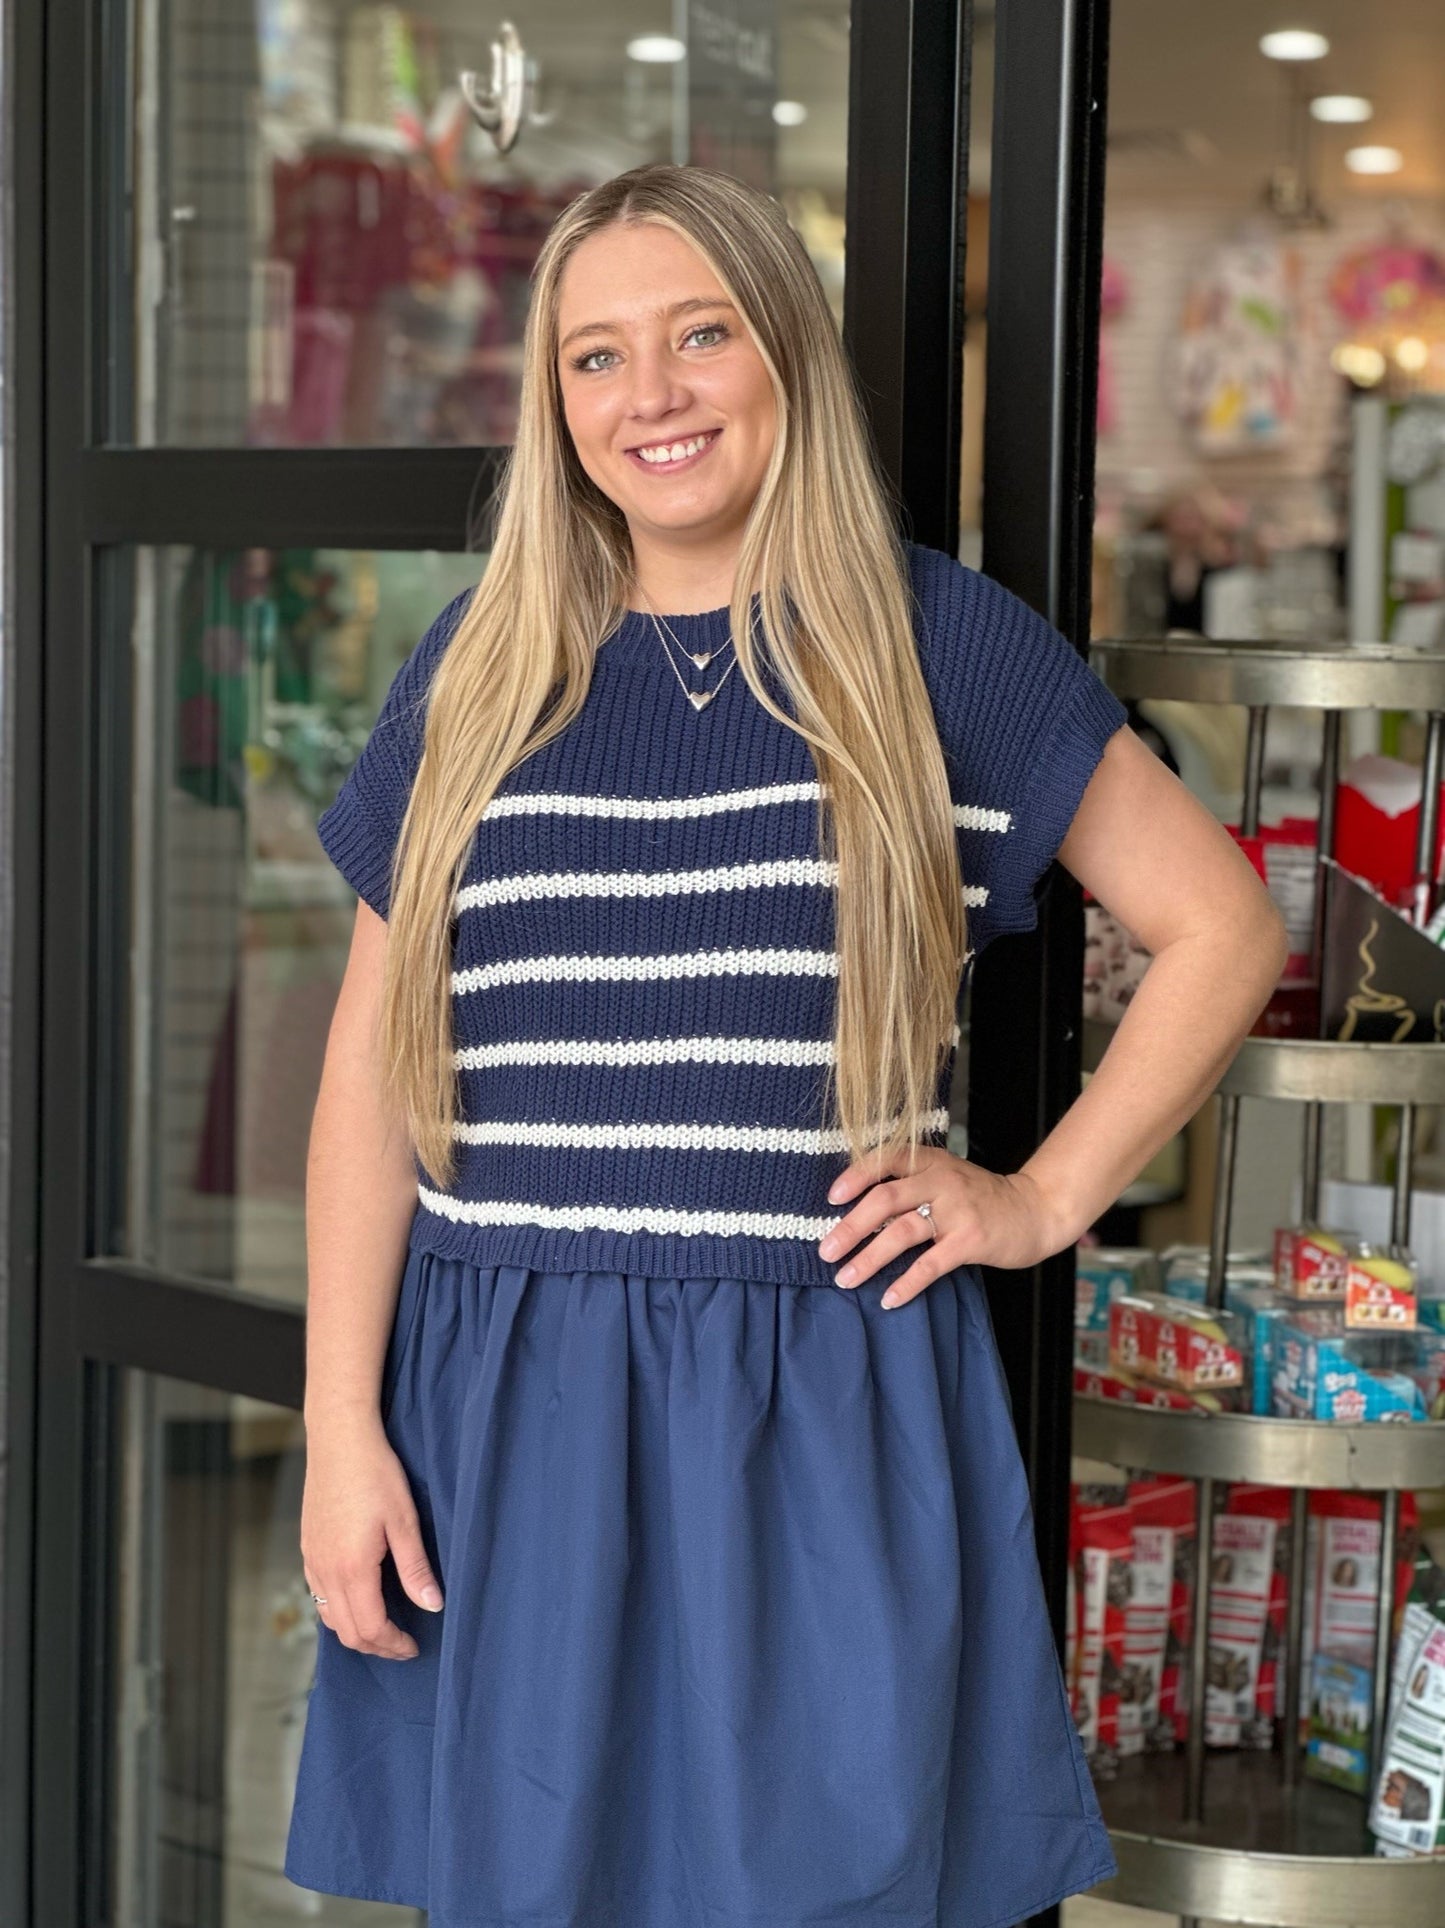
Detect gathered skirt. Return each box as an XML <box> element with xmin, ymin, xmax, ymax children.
<box><xmin>282</xmin><ymin>1245</ymin><xmax>1116</xmax><ymax>1928</ymax></box>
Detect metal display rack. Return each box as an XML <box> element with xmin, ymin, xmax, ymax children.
<box><xmin>1075</xmin><ymin>636</ymin><xmax>1445</xmax><ymax>1927</ymax></box>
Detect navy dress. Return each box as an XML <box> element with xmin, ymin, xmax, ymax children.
<box><xmin>283</xmin><ymin>543</ymin><xmax>1125</xmax><ymax>1926</ymax></box>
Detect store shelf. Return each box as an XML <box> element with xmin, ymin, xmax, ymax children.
<box><xmin>1083</xmin><ymin>1018</ymin><xmax>1445</xmax><ymax>1103</ymax></box>
<box><xmin>1092</xmin><ymin>1750</ymin><xmax>1445</xmax><ymax>1928</ymax></box>
<box><xmin>1090</xmin><ymin>634</ymin><xmax>1445</xmax><ymax>711</ymax></box>
<box><xmin>1073</xmin><ymin>1394</ymin><xmax>1445</xmax><ymax>1489</ymax></box>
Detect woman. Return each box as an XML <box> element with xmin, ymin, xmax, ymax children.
<box><xmin>284</xmin><ymin>162</ymin><xmax>1288</xmax><ymax>1926</ymax></box>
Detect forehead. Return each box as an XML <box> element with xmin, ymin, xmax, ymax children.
<box><xmin>557</xmin><ymin>224</ymin><xmax>725</xmax><ymax>320</ymax></box>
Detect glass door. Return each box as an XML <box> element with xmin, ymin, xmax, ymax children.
<box><xmin>26</xmin><ymin>3</ymin><xmax>980</xmax><ymax>1925</ymax></box>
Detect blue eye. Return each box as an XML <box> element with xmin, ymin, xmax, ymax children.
<box><xmin>570</xmin><ymin>319</ymin><xmax>732</xmax><ymax>374</ymax></box>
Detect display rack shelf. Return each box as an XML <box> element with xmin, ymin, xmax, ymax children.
<box><xmin>1091</xmin><ymin>1752</ymin><xmax>1445</xmax><ymax>1928</ymax></box>
<box><xmin>1074</xmin><ymin>1395</ymin><xmax>1445</xmax><ymax>1491</ymax></box>
<box><xmin>1073</xmin><ymin>634</ymin><xmax>1445</xmax><ymax>1926</ymax></box>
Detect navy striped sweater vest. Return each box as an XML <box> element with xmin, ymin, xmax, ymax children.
<box><xmin>315</xmin><ymin>539</ymin><xmax>1128</xmax><ymax>1289</ymax></box>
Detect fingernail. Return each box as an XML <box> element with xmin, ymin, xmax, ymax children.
<box><xmin>827</xmin><ymin>1181</ymin><xmax>845</xmax><ymax>1202</ymax></box>
<box><xmin>818</xmin><ymin>1236</ymin><xmax>838</xmax><ymax>1257</ymax></box>
<box><xmin>879</xmin><ymin>1290</ymin><xmax>898</xmax><ymax>1309</ymax></box>
<box><xmin>422</xmin><ymin>1585</ymin><xmax>443</xmax><ymax>1610</ymax></box>
<box><xmin>836</xmin><ymin>1263</ymin><xmax>857</xmax><ymax>1285</ymax></box>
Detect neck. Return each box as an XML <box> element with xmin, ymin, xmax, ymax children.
<box><xmin>625</xmin><ymin>531</ymin><xmax>747</xmax><ymax>616</ymax></box>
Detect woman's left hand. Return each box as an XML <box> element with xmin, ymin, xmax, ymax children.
<box><xmin>817</xmin><ymin>1145</ymin><xmax>1066</xmax><ymax>1307</ymax></box>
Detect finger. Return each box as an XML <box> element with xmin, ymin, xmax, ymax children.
<box><xmin>826</xmin><ymin>1179</ymin><xmax>937</xmax><ymax>1283</ymax></box>
<box><xmin>388</xmin><ymin>1512</ymin><xmax>444</xmax><ymax>1613</ymax></box>
<box><xmin>834</xmin><ymin>1209</ymin><xmax>938</xmax><ymax>1288</ymax></box>
<box><xmin>339</xmin><ymin>1572</ymin><xmax>420</xmax><ymax>1660</ymax></box>
<box><xmin>303</xmin><ymin>1567</ymin><xmax>339</xmax><ymax>1637</ymax></box>
<box><xmin>825</xmin><ymin>1144</ymin><xmax>907</xmax><ymax>1205</ymax></box>
<box><xmin>878</xmin><ymin>1238</ymin><xmax>959</xmax><ymax>1309</ymax></box>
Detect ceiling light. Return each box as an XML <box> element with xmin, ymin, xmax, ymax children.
<box><xmin>1260</xmin><ymin>29</ymin><xmax>1330</xmax><ymax>61</ymax></box>
<box><xmin>772</xmin><ymin>100</ymin><xmax>808</xmax><ymax>127</ymax></box>
<box><xmin>626</xmin><ymin>34</ymin><xmax>686</xmax><ymax>63</ymax></box>
<box><xmin>1330</xmin><ymin>343</ymin><xmax>1386</xmax><ymax>385</ymax></box>
<box><xmin>1310</xmin><ymin>95</ymin><xmax>1372</xmax><ymax>124</ymax></box>
<box><xmin>1345</xmin><ymin>145</ymin><xmax>1403</xmax><ymax>175</ymax></box>
<box><xmin>1396</xmin><ymin>337</ymin><xmax>1430</xmax><ymax>373</ymax></box>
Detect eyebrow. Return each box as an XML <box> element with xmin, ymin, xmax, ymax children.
<box><xmin>558</xmin><ymin>297</ymin><xmax>737</xmax><ymax>354</ymax></box>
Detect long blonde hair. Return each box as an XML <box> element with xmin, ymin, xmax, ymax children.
<box><xmin>380</xmin><ymin>162</ymin><xmax>971</xmax><ymax>1190</ymax></box>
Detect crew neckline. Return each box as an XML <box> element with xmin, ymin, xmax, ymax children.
<box><xmin>605</xmin><ymin>592</ymin><xmax>760</xmax><ymax>657</ymax></box>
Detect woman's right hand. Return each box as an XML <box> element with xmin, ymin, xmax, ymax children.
<box><xmin>300</xmin><ymin>1415</ymin><xmax>445</xmax><ymax>1657</ymax></box>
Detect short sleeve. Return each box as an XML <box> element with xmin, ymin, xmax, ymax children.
<box><xmin>316</xmin><ymin>585</ymin><xmax>476</xmax><ymax>918</ymax></box>
<box><xmin>905</xmin><ymin>541</ymin><xmax>1128</xmax><ymax>951</ymax></box>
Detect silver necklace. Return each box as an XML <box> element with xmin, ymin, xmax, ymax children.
<box><xmin>635</xmin><ymin>589</ymin><xmax>740</xmax><ymax>712</ymax></box>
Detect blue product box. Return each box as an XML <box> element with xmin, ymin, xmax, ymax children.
<box><xmin>1306</xmin><ymin>1651</ymin><xmax>1373</xmax><ymax>1794</ymax></box>
<box><xmin>1271</xmin><ymin>1312</ymin><xmax>1427</xmax><ymax>1423</ymax></box>
<box><xmin>1075</xmin><ymin>1248</ymin><xmax>1156</xmax><ymax>1334</ymax></box>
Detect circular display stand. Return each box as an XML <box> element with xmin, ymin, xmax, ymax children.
<box><xmin>1073</xmin><ymin>1396</ymin><xmax>1445</xmax><ymax>1492</ymax></box>
<box><xmin>1090</xmin><ymin>1749</ymin><xmax>1444</xmax><ymax>1928</ymax></box>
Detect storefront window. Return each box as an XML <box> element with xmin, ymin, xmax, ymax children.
<box><xmin>125</xmin><ymin>0</ymin><xmax>850</xmax><ymax>446</ymax></box>
<box><xmin>107</xmin><ymin>1375</ymin><xmax>390</xmax><ymax>1926</ymax></box>
<box><xmin>112</xmin><ymin>545</ymin><xmax>481</xmax><ymax>1298</ymax></box>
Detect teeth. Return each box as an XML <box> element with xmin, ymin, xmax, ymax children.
<box><xmin>636</xmin><ymin>431</ymin><xmax>714</xmax><ymax>464</ymax></box>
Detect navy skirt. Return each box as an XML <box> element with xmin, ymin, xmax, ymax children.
<box><xmin>283</xmin><ymin>1244</ymin><xmax>1116</xmax><ymax>1928</ymax></box>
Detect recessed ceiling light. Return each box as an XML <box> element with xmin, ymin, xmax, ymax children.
<box><xmin>626</xmin><ymin>34</ymin><xmax>686</xmax><ymax>63</ymax></box>
<box><xmin>772</xmin><ymin>100</ymin><xmax>808</xmax><ymax>127</ymax></box>
<box><xmin>1260</xmin><ymin>29</ymin><xmax>1330</xmax><ymax>61</ymax></box>
<box><xmin>1345</xmin><ymin>145</ymin><xmax>1404</xmax><ymax>175</ymax></box>
<box><xmin>1310</xmin><ymin>95</ymin><xmax>1373</xmax><ymax>124</ymax></box>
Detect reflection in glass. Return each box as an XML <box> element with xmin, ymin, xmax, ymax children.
<box><xmin>130</xmin><ymin>1</ymin><xmax>851</xmax><ymax>446</ymax></box>
<box><xmin>120</xmin><ymin>547</ymin><xmax>481</xmax><ymax>1296</ymax></box>
<box><xmin>110</xmin><ymin>1373</ymin><xmax>420</xmax><ymax>1925</ymax></box>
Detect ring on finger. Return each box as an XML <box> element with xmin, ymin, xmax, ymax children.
<box><xmin>915</xmin><ymin>1200</ymin><xmax>939</xmax><ymax>1240</ymax></box>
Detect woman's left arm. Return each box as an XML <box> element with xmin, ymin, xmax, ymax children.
<box><xmin>1014</xmin><ymin>721</ymin><xmax>1290</xmax><ymax>1253</ymax></box>
<box><xmin>820</xmin><ymin>723</ymin><xmax>1291</xmax><ymax>1300</ymax></box>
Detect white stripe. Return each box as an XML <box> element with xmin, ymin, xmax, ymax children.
<box><xmin>448</xmin><ymin>1110</ymin><xmax>952</xmax><ymax>1152</ymax></box>
<box><xmin>451</xmin><ymin>1022</ymin><xmax>962</xmax><ymax>1070</ymax></box>
<box><xmin>483</xmin><ymin>781</ymin><xmax>823</xmax><ymax>820</ymax></box>
<box><xmin>455</xmin><ymin>856</ymin><xmax>835</xmax><ymax>914</ymax></box>
<box><xmin>453</xmin><ymin>946</ymin><xmax>839</xmax><ymax>997</ymax></box>
<box><xmin>955</xmin><ymin>802</ymin><xmax>1012</xmax><ymax>833</ymax></box>
<box><xmin>414</xmin><ymin>1189</ymin><xmax>923</xmax><ymax>1243</ymax></box>
<box><xmin>480</xmin><ymin>781</ymin><xmax>1011</xmax><ymax>832</ymax></box>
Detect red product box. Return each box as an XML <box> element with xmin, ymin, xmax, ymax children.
<box><xmin>1274</xmin><ymin>1225</ymin><xmax>1351</xmax><ymax>1301</ymax></box>
<box><xmin>1109</xmin><ymin>1293</ymin><xmax>1245</xmax><ymax>1392</ymax></box>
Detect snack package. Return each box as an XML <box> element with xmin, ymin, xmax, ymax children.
<box><xmin>1228</xmin><ymin>1284</ymin><xmax>1292</xmax><ymax>1415</ymax></box>
<box><xmin>1307</xmin><ymin>1651</ymin><xmax>1375</xmax><ymax>1792</ymax></box>
<box><xmin>1075</xmin><ymin>1248</ymin><xmax>1159</xmax><ymax>1370</ymax></box>
<box><xmin>1271</xmin><ymin>1308</ymin><xmax>1428</xmax><ymax>1422</ymax></box>
<box><xmin>1206</xmin><ymin>1511</ymin><xmax>1278</xmax><ymax>1747</ymax></box>
<box><xmin>1128</xmin><ymin>1476</ymin><xmax>1198</xmax><ymax>1750</ymax></box>
<box><xmin>1226</xmin><ymin>1483</ymin><xmax>1293</xmax><ymax>1747</ymax></box>
<box><xmin>1298</xmin><ymin>1491</ymin><xmax>1421</xmax><ymax>1757</ymax></box>
<box><xmin>1110</xmin><ymin>1293</ymin><xmax>1244</xmax><ymax>1394</ymax></box>
<box><xmin>1072</xmin><ymin>1496</ymin><xmax>1134</xmax><ymax>1779</ymax></box>
<box><xmin>1345</xmin><ymin>1243</ymin><xmax>1419</xmax><ymax>1330</ymax></box>
<box><xmin>1074</xmin><ymin>1362</ymin><xmax>1229</xmax><ymax>1414</ymax></box>
<box><xmin>1273</xmin><ymin>1225</ymin><xmax>1355</xmax><ymax>1301</ymax></box>
<box><xmin>1370</xmin><ymin>1549</ymin><xmax>1445</xmax><ymax>1855</ymax></box>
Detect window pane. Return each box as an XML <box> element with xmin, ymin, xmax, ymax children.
<box><xmin>123</xmin><ymin>1</ymin><xmax>852</xmax><ymax>445</ymax></box>
<box><xmin>108</xmin><ymin>1372</ymin><xmax>418</xmax><ymax>1925</ymax></box>
<box><xmin>111</xmin><ymin>546</ymin><xmax>481</xmax><ymax>1297</ymax></box>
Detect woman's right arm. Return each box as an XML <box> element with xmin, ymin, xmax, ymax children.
<box><xmin>299</xmin><ymin>897</ymin><xmax>445</xmax><ymax>1658</ymax></box>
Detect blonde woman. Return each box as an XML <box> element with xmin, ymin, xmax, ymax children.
<box><xmin>284</xmin><ymin>163</ymin><xmax>1288</xmax><ymax>1926</ymax></box>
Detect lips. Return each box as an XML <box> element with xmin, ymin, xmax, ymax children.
<box><xmin>624</xmin><ymin>428</ymin><xmax>722</xmax><ymax>471</ymax></box>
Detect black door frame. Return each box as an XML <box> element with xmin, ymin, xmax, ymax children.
<box><xmin>2</xmin><ymin>0</ymin><xmax>1110</xmax><ymax>1921</ymax></box>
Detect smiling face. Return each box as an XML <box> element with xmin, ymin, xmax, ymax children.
<box><xmin>554</xmin><ymin>221</ymin><xmax>778</xmax><ymax>590</ymax></box>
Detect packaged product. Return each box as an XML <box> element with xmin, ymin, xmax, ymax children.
<box><xmin>1369</xmin><ymin>1550</ymin><xmax>1445</xmax><ymax>1855</ymax></box>
<box><xmin>1271</xmin><ymin>1308</ymin><xmax>1428</xmax><ymax>1422</ymax></box>
<box><xmin>1109</xmin><ymin>1293</ymin><xmax>1244</xmax><ymax>1393</ymax></box>
<box><xmin>1345</xmin><ymin>1243</ymin><xmax>1419</xmax><ymax>1330</ymax></box>
<box><xmin>1225</xmin><ymin>1483</ymin><xmax>1293</xmax><ymax>1746</ymax></box>
<box><xmin>1307</xmin><ymin>1651</ymin><xmax>1375</xmax><ymax>1792</ymax></box>
<box><xmin>1205</xmin><ymin>1511</ymin><xmax>1278</xmax><ymax>1747</ymax></box>
<box><xmin>1227</xmin><ymin>1284</ymin><xmax>1291</xmax><ymax>1415</ymax></box>
<box><xmin>1298</xmin><ymin>1491</ymin><xmax>1420</xmax><ymax>1767</ymax></box>
<box><xmin>1073</xmin><ymin>1362</ymin><xmax>1232</xmax><ymax>1414</ymax></box>
<box><xmin>1071</xmin><ymin>1495</ymin><xmax>1133</xmax><ymax>1778</ymax></box>
<box><xmin>1273</xmin><ymin>1224</ymin><xmax>1354</xmax><ymax>1301</ymax></box>
<box><xmin>1121</xmin><ymin>1477</ymin><xmax>1197</xmax><ymax>1753</ymax></box>
<box><xmin>1127</xmin><ymin>1477</ymin><xmax>1198</xmax><ymax>1749</ymax></box>
<box><xmin>1075</xmin><ymin>1246</ymin><xmax>1159</xmax><ymax>1341</ymax></box>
